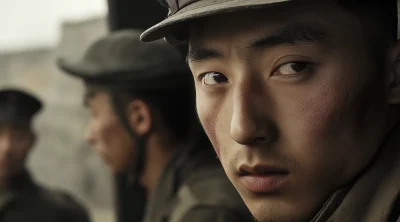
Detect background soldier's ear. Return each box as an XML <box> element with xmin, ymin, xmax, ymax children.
<box><xmin>127</xmin><ymin>99</ymin><xmax>152</xmax><ymax>136</ymax></box>
<box><xmin>388</xmin><ymin>40</ymin><xmax>400</xmax><ymax>104</ymax></box>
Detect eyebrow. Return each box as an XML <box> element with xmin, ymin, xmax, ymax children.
<box><xmin>187</xmin><ymin>23</ymin><xmax>328</xmax><ymax>63</ymax></box>
<box><xmin>186</xmin><ymin>46</ymin><xmax>221</xmax><ymax>64</ymax></box>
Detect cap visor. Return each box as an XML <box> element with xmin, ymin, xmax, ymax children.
<box><xmin>57</xmin><ymin>58</ymin><xmax>97</xmax><ymax>80</ymax></box>
<box><xmin>141</xmin><ymin>0</ymin><xmax>291</xmax><ymax>42</ymax></box>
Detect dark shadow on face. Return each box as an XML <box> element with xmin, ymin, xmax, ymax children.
<box><xmin>0</xmin><ymin>124</ymin><xmax>34</xmax><ymax>179</ymax></box>
<box><xmin>84</xmin><ymin>91</ymin><xmax>134</xmax><ymax>174</ymax></box>
<box><xmin>188</xmin><ymin>2</ymin><xmax>394</xmax><ymax>221</ymax></box>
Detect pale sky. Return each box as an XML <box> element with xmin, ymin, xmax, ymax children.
<box><xmin>0</xmin><ymin>0</ymin><xmax>107</xmax><ymax>52</ymax></box>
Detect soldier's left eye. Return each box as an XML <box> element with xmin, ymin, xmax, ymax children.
<box><xmin>201</xmin><ymin>72</ymin><xmax>228</xmax><ymax>85</ymax></box>
<box><xmin>274</xmin><ymin>62</ymin><xmax>311</xmax><ymax>75</ymax></box>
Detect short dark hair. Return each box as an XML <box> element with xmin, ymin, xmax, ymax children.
<box><xmin>119</xmin><ymin>87</ymin><xmax>195</xmax><ymax>141</ymax></box>
<box><xmin>84</xmin><ymin>83</ymin><xmax>196</xmax><ymax>141</ymax></box>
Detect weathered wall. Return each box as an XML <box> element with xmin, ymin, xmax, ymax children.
<box><xmin>0</xmin><ymin>17</ymin><xmax>114</xmax><ymax>221</ymax></box>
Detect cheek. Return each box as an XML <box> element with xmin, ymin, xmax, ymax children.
<box><xmin>275</xmin><ymin>64</ymin><xmax>387</xmax><ymax>184</ymax></box>
<box><xmin>93</xmin><ymin>117</ymin><xmax>124</xmax><ymax>157</ymax></box>
<box><xmin>102</xmin><ymin>120</ymin><xmax>128</xmax><ymax>150</ymax></box>
<box><xmin>106</xmin><ymin>121</ymin><xmax>134</xmax><ymax>166</ymax></box>
<box><xmin>276</xmin><ymin>65</ymin><xmax>356</xmax><ymax>141</ymax></box>
<box><xmin>9</xmin><ymin>142</ymin><xmax>30</xmax><ymax>165</ymax></box>
<box><xmin>196</xmin><ymin>91</ymin><xmax>224</xmax><ymax>157</ymax></box>
<box><xmin>288</xmin><ymin>85</ymin><xmax>340</xmax><ymax>136</ymax></box>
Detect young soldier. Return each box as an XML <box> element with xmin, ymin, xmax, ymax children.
<box><xmin>141</xmin><ymin>1</ymin><xmax>400</xmax><ymax>221</ymax></box>
<box><xmin>58</xmin><ymin>29</ymin><xmax>251</xmax><ymax>222</ymax></box>
<box><xmin>0</xmin><ymin>87</ymin><xmax>90</xmax><ymax>222</ymax></box>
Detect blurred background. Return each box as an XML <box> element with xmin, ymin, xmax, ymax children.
<box><xmin>0</xmin><ymin>0</ymin><xmax>112</xmax><ymax>221</ymax></box>
<box><xmin>0</xmin><ymin>0</ymin><xmax>165</xmax><ymax>221</ymax></box>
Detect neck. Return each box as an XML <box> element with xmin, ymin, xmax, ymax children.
<box><xmin>139</xmin><ymin>133</ymin><xmax>177</xmax><ymax>199</ymax></box>
<box><xmin>0</xmin><ymin>169</ymin><xmax>27</xmax><ymax>191</ymax></box>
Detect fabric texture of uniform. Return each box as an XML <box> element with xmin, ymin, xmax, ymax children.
<box><xmin>0</xmin><ymin>171</ymin><xmax>90</xmax><ymax>222</ymax></box>
<box><xmin>142</xmin><ymin>136</ymin><xmax>252</xmax><ymax>222</ymax></box>
<box><xmin>309</xmin><ymin>121</ymin><xmax>400</xmax><ymax>222</ymax></box>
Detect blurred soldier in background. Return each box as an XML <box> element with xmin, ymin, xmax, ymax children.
<box><xmin>0</xmin><ymin>87</ymin><xmax>90</xmax><ymax>222</ymax></box>
<box><xmin>58</xmin><ymin>29</ymin><xmax>252</xmax><ymax>222</ymax></box>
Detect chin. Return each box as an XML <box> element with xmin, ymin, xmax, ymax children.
<box><xmin>253</xmin><ymin>212</ymin><xmax>307</xmax><ymax>222</ymax></box>
<box><xmin>243</xmin><ymin>195</ymin><xmax>311</xmax><ymax>222</ymax></box>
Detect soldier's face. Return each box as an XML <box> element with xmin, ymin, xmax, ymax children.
<box><xmin>188</xmin><ymin>2</ymin><xmax>395</xmax><ymax>221</ymax></box>
<box><xmin>85</xmin><ymin>91</ymin><xmax>134</xmax><ymax>173</ymax></box>
<box><xmin>0</xmin><ymin>124</ymin><xmax>33</xmax><ymax>178</ymax></box>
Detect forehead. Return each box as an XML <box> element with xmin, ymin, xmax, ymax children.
<box><xmin>188</xmin><ymin>2</ymin><xmax>355</xmax><ymax>46</ymax></box>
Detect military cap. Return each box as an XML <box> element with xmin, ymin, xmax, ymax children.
<box><xmin>0</xmin><ymin>88</ymin><xmax>42</xmax><ymax>125</ymax></box>
<box><xmin>140</xmin><ymin>0</ymin><xmax>399</xmax><ymax>43</ymax></box>
<box><xmin>58</xmin><ymin>29</ymin><xmax>192</xmax><ymax>90</ymax></box>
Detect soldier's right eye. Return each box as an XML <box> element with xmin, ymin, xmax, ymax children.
<box><xmin>200</xmin><ymin>72</ymin><xmax>228</xmax><ymax>85</ymax></box>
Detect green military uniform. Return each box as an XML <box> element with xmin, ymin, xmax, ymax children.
<box><xmin>58</xmin><ymin>29</ymin><xmax>252</xmax><ymax>222</ymax></box>
<box><xmin>311</xmin><ymin>121</ymin><xmax>400</xmax><ymax>222</ymax></box>
<box><xmin>0</xmin><ymin>171</ymin><xmax>90</xmax><ymax>222</ymax></box>
<box><xmin>140</xmin><ymin>0</ymin><xmax>400</xmax><ymax>221</ymax></box>
<box><xmin>0</xmin><ymin>88</ymin><xmax>91</xmax><ymax>222</ymax></box>
<box><xmin>143</xmin><ymin>138</ymin><xmax>251</xmax><ymax>222</ymax></box>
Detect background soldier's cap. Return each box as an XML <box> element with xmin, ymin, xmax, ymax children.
<box><xmin>0</xmin><ymin>87</ymin><xmax>42</xmax><ymax>125</ymax></box>
<box><xmin>58</xmin><ymin>29</ymin><xmax>192</xmax><ymax>90</ymax></box>
<box><xmin>140</xmin><ymin>0</ymin><xmax>293</xmax><ymax>42</ymax></box>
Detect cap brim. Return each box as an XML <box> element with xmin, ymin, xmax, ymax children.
<box><xmin>57</xmin><ymin>57</ymin><xmax>103</xmax><ymax>81</ymax></box>
<box><xmin>0</xmin><ymin>88</ymin><xmax>43</xmax><ymax>115</ymax></box>
<box><xmin>141</xmin><ymin>0</ymin><xmax>291</xmax><ymax>42</ymax></box>
<box><xmin>58</xmin><ymin>58</ymin><xmax>194</xmax><ymax>90</ymax></box>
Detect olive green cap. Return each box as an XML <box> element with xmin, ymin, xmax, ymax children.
<box><xmin>140</xmin><ymin>0</ymin><xmax>292</xmax><ymax>42</ymax></box>
<box><xmin>58</xmin><ymin>29</ymin><xmax>192</xmax><ymax>90</ymax></box>
<box><xmin>140</xmin><ymin>0</ymin><xmax>399</xmax><ymax>43</ymax></box>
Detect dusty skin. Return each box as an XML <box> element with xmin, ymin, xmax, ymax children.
<box><xmin>188</xmin><ymin>2</ymin><xmax>400</xmax><ymax>222</ymax></box>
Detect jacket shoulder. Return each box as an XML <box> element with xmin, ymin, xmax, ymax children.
<box><xmin>188</xmin><ymin>165</ymin><xmax>243</xmax><ymax>203</ymax></box>
<box><xmin>38</xmin><ymin>188</ymin><xmax>91</xmax><ymax>222</ymax></box>
<box><xmin>169</xmin><ymin>165</ymin><xmax>252</xmax><ymax>222</ymax></box>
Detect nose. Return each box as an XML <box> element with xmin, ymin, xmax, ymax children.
<box><xmin>230</xmin><ymin>81</ymin><xmax>277</xmax><ymax>146</ymax></box>
<box><xmin>0</xmin><ymin>135</ymin><xmax>13</xmax><ymax>155</ymax></box>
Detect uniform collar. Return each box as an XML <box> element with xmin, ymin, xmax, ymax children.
<box><xmin>312</xmin><ymin>121</ymin><xmax>400</xmax><ymax>221</ymax></box>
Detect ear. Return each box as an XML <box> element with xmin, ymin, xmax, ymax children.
<box><xmin>388</xmin><ymin>40</ymin><xmax>400</xmax><ymax>104</ymax></box>
<box><xmin>126</xmin><ymin>99</ymin><xmax>152</xmax><ymax>136</ymax></box>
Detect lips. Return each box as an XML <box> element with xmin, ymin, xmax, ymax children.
<box><xmin>239</xmin><ymin>164</ymin><xmax>288</xmax><ymax>176</ymax></box>
<box><xmin>238</xmin><ymin>164</ymin><xmax>289</xmax><ymax>193</ymax></box>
